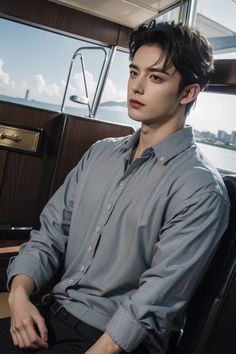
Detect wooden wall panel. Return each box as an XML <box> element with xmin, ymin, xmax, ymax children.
<box><xmin>0</xmin><ymin>102</ymin><xmax>64</xmax><ymax>228</ymax></box>
<box><xmin>0</xmin><ymin>150</ymin><xmax>7</xmax><ymax>191</ymax></box>
<box><xmin>117</xmin><ymin>26</ymin><xmax>132</xmax><ymax>49</ymax></box>
<box><xmin>0</xmin><ymin>0</ymin><xmax>131</xmax><ymax>47</ymax></box>
<box><xmin>207</xmin><ymin>59</ymin><xmax>236</xmax><ymax>94</ymax></box>
<box><xmin>212</xmin><ymin>60</ymin><xmax>236</xmax><ymax>85</ymax></box>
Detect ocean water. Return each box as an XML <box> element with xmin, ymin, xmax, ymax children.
<box><xmin>197</xmin><ymin>143</ymin><xmax>236</xmax><ymax>174</ymax></box>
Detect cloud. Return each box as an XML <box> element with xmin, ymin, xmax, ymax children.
<box><xmin>69</xmin><ymin>70</ymin><xmax>97</xmax><ymax>99</ymax></box>
<box><xmin>26</xmin><ymin>70</ymin><xmax>98</xmax><ymax>104</ymax></box>
<box><xmin>102</xmin><ymin>78</ymin><xmax>127</xmax><ymax>102</ymax></box>
<box><xmin>0</xmin><ymin>59</ymin><xmax>15</xmax><ymax>89</ymax></box>
<box><xmin>31</xmin><ymin>74</ymin><xmax>62</xmax><ymax>97</ymax></box>
<box><xmin>0</xmin><ymin>59</ymin><xmax>10</xmax><ymax>85</ymax></box>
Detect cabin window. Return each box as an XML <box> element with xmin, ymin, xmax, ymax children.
<box><xmin>194</xmin><ymin>0</ymin><xmax>236</xmax><ymax>59</ymax></box>
<box><xmin>187</xmin><ymin>92</ymin><xmax>236</xmax><ymax>174</ymax></box>
<box><xmin>186</xmin><ymin>0</ymin><xmax>236</xmax><ymax>174</ymax></box>
<box><xmin>155</xmin><ymin>3</ymin><xmax>181</xmax><ymax>23</ymax></box>
<box><xmin>96</xmin><ymin>49</ymin><xmax>140</xmax><ymax>130</ymax></box>
<box><xmin>0</xmin><ymin>17</ymin><xmax>106</xmax><ymax>114</ymax></box>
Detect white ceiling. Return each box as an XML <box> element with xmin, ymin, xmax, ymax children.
<box><xmin>49</xmin><ymin>0</ymin><xmax>179</xmax><ymax>28</ymax></box>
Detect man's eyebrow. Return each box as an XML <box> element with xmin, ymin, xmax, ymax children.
<box><xmin>129</xmin><ymin>63</ymin><xmax>170</xmax><ymax>76</ymax></box>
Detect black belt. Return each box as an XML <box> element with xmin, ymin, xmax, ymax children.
<box><xmin>40</xmin><ymin>294</ymin><xmax>80</xmax><ymax>329</ymax></box>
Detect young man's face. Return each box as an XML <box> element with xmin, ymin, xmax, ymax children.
<box><xmin>127</xmin><ymin>45</ymin><xmax>184</xmax><ymax>127</ymax></box>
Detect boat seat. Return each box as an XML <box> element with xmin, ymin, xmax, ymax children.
<box><xmin>174</xmin><ymin>175</ymin><xmax>236</xmax><ymax>354</ymax></box>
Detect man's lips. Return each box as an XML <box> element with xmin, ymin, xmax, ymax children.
<box><xmin>129</xmin><ymin>99</ymin><xmax>145</xmax><ymax>109</ymax></box>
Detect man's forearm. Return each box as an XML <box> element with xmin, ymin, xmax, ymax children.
<box><xmin>85</xmin><ymin>332</ymin><xmax>121</xmax><ymax>354</ymax></box>
<box><xmin>9</xmin><ymin>274</ymin><xmax>36</xmax><ymax>299</ymax></box>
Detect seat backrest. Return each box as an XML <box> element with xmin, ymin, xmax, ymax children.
<box><xmin>175</xmin><ymin>175</ymin><xmax>236</xmax><ymax>354</ymax></box>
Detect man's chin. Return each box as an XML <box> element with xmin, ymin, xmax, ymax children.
<box><xmin>128</xmin><ymin>112</ymin><xmax>145</xmax><ymax>123</ymax></box>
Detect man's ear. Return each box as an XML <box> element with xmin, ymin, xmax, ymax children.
<box><xmin>180</xmin><ymin>84</ymin><xmax>201</xmax><ymax>105</ymax></box>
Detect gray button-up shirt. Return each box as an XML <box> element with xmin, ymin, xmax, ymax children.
<box><xmin>7</xmin><ymin>126</ymin><xmax>230</xmax><ymax>354</ymax></box>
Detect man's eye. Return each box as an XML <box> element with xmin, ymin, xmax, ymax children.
<box><xmin>150</xmin><ymin>75</ymin><xmax>163</xmax><ymax>82</ymax></box>
<box><xmin>130</xmin><ymin>70</ymin><xmax>138</xmax><ymax>78</ymax></box>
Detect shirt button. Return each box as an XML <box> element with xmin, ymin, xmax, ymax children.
<box><xmin>119</xmin><ymin>181</ymin><xmax>124</xmax><ymax>186</ymax></box>
<box><xmin>88</xmin><ymin>246</ymin><xmax>92</xmax><ymax>253</ymax></box>
<box><xmin>160</xmin><ymin>156</ymin><xmax>165</xmax><ymax>162</ymax></box>
<box><xmin>96</xmin><ymin>226</ymin><xmax>100</xmax><ymax>233</ymax></box>
<box><xmin>69</xmin><ymin>279</ymin><xmax>73</xmax><ymax>284</ymax></box>
<box><xmin>80</xmin><ymin>265</ymin><xmax>85</xmax><ymax>272</ymax></box>
<box><xmin>64</xmin><ymin>300</ymin><xmax>69</xmax><ymax>304</ymax></box>
<box><xmin>107</xmin><ymin>204</ymin><xmax>112</xmax><ymax>210</ymax></box>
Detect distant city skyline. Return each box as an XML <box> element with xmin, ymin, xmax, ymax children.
<box><xmin>195</xmin><ymin>128</ymin><xmax>236</xmax><ymax>148</ymax></box>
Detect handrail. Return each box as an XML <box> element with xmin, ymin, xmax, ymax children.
<box><xmin>90</xmin><ymin>46</ymin><xmax>117</xmax><ymax>117</ymax></box>
<box><xmin>60</xmin><ymin>46</ymin><xmax>117</xmax><ymax>117</ymax></box>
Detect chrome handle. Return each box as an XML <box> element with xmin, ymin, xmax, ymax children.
<box><xmin>0</xmin><ymin>131</ymin><xmax>22</xmax><ymax>142</ymax></box>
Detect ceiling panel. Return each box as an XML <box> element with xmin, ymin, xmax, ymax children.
<box><xmin>49</xmin><ymin>0</ymin><xmax>179</xmax><ymax>28</ymax></box>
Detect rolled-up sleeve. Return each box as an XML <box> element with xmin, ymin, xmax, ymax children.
<box><xmin>106</xmin><ymin>191</ymin><xmax>230</xmax><ymax>353</ymax></box>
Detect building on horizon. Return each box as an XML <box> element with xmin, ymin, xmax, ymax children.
<box><xmin>217</xmin><ymin>130</ymin><xmax>231</xmax><ymax>144</ymax></box>
<box><xmin>201</xmin><ymin>131</ymin><xmax>216</xmax><ymax>141</ymax></box>
<box><xmin>230</xmin><ymin>131</ymin><xmax>236</xmax><ymax>146</ymax></box>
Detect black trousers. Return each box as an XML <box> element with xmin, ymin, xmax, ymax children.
<box><xmin>0</xmin><ymin>302</ymin><xmax>149</xmax><ymax>354</ymax></box>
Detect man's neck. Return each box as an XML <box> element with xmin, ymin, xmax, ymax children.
<box><xmin>137</xmin><ymin>117</ymin><xmax>186</xmax><ymax>158</ymax></box>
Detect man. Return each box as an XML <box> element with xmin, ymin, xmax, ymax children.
<box><xmin>0</xmin><ymin>21</ymin><xmax>230</xmax><ymax>354</ymax></box>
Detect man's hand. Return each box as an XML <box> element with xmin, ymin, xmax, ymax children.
<box><xmin>85</xmin><ymin>332</ymin><xmax>122</xmax><ymax>354</ymax></box>
<box><xmin>9</xmin><ymin>275</ymin><xmax>48</xmax><ymax>350</ymax></box>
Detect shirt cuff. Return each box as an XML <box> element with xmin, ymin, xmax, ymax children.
<box><xmin>106</xmin><ymin>304</ymin><xmax>147</xmax><ymax>352</ymax></box>
<box><xmin>7</xmin><ymin>254</ymin><xmax>46</xmax><ymax>292</ymax></box>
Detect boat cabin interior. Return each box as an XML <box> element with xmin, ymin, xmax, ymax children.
<box><xmin>0</xmin><ymin>0</ymin><xmax>236</xmax><ymax>353</ymax></box>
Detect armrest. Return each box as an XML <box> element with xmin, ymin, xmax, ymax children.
<box><xmin>0</xmin><ymin>292</ymin><xmax>10</xmax><ymax>318</ymax></box>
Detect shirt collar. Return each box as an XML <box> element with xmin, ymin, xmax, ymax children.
<box><xmin>120</xmin><ymin>126</ymin><xmax>195</xmax><ymax>164</ymax></box>
<box><xmin>152</xmin><ymin>126</ymin><xmax>195</xmax><ymax>164</ymax></box>
<box><xmin>119</xmin><ymin>129</ymin><xmax>140</xmax><ymax>153</ymax></box>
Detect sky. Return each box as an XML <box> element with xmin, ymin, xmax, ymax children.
<box><xmin>0</xmin><ymin>0</ymin><xmax>236</xmax><ymax>135</ymax></box>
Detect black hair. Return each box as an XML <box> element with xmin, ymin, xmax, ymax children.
<box><xmin>129</xmin><ymin>21</ymin><xmax>214</xmax><ymax>115</ymax></box>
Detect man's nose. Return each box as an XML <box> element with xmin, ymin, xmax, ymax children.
<box><xmin>132</xmin><ymin>77</ymin><xmax>144</xmax><ymax>95</ymax></box>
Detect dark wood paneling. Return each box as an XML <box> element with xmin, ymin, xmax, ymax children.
<box><xmin>0</xmin><ymin>150</ymin><xmax>8</xmax><ymax>190</ymax></box>
<box><xmin>51</xmin><ymin>114</ymin><xmax>134</xmax><ymax>194</ymax></box>
<box><xmin>212</xmin><ymin>60</ymin><xmax>236</xmax><ymax>85</ymax></box>
<box><xmin>117</xmin><ymin>26</ymin><xmax>132</xmax><ymax>48</ymax></box>
<box><xmin>207</xmin><ymin>59</ymin><xmax>236</xmax><ymax>94</ymax></box>
<box><xmin>0</xmin><ymin>102</ymin><xmax>64</xmax><ymax>227</ymax></box>
<box><xmin>0</xmin><ymin>0</ymin><xmax>131</xmax><ymax>47</ymax></box>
